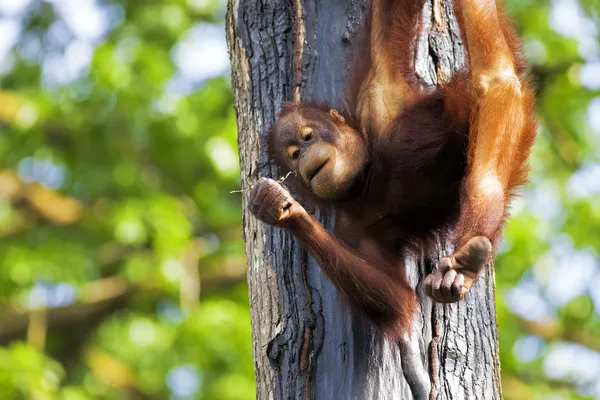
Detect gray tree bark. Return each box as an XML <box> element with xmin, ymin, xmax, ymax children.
<box><xmin>226</xmin><ymin>1</ymin><xmax>502</xmax><ymax>399</ymax></box>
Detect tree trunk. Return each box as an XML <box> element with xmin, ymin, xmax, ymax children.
<box><xmin>226</xmin><ymin>0</ymin><xmax>502</xmax><ymax>399</ymax></box>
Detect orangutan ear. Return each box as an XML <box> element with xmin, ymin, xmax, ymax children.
<box><xmin>329</xmin><ymin>109</ymin><xmax>345</xmax><ymax>123</ymax></box>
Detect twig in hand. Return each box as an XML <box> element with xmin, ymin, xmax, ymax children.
<box><xmin>278</xmin><ymin>170</ymin><xmax>296</xmax><ymax>183</ymax></box>
<box><xmin>230</xmin><ymin>171</ymin><xmax>297</xmax><ymax>195</ymax></box>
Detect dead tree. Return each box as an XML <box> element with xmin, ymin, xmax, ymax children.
<box><xmin>226</xmin><ymin>0</ymin><xmax>502</xmax><ymax>398</ymax></box>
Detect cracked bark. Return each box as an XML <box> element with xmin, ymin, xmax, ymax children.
<box><xmin>226</xmin><ymin>0</ymin><xmax>502</xmax><ymax>399</ymax></box>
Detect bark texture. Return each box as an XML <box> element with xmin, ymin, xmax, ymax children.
<box><xmin>226</xmin><ymin>0</ymin><xmax>502</xmax><ymax>399</ymax></box>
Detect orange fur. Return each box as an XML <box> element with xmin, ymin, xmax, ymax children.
<box><xmin>260</xmin><ymin>0</ymin><xmax>536</xmax><ymax>338</ymax></box>
<box><xmin>453</xmin><ymin>0</ymin><xmax>537</xmax><ymax>249</ymax></box>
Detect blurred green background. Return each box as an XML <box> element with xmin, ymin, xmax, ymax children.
<box><xmin>0</xmin><ymin>0</ymin><xmax>599</xmax><ymax>399</ymax></box>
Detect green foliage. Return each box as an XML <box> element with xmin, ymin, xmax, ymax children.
<box><xmin>0</xmin><ymin>0</ymin><xmax>598</xmax><ymax>399</ymax></box>
<box><xmin>0</xmin><ymin>0</ymin><xmax>250</xmax><ymax>399</ymax></box>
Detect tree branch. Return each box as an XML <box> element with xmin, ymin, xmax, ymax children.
<box><xmin>0</xmin><ymin>270</ymin><xmax>247</xmax><ymax>343</ymax></box>
<box><xmin>517</xmin><ymin>316</ymin><xmax>600</xmax><ymax>353</ymax></box>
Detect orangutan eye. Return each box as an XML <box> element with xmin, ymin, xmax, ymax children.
<box><xmin>287</xmin><ymin>146</ymin><xmax>300</xmax><ymax>160</ymax></box>
<box><xmin>300</xmin><ymin>126</ymin><xmax>314</xmax><ymax>141</ymax></box>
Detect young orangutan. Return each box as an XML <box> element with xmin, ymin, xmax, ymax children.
<box><xmin>249</xmin><ymin>0</ymin><xmax>537</xmax><ymax>338</ymax></box>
